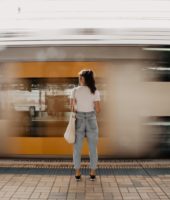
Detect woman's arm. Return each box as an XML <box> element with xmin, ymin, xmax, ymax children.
<box><xmin>70</xmin><ymin>98</ymin><xmax>76</xmax><ymax>112</ymax></box>
<box><xmin>94</xmin><ymin>101</ymin><xmax>101</xmax><ymax>113</ymax></box>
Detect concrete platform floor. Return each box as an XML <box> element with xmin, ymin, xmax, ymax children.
<box><xmin>0</xmin><ymin>159</ymin><xmax>170</xmax><ymax>200</ymax></box>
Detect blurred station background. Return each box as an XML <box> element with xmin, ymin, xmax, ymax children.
<box><xmin>0</xmin><ymin>0</ymin><xmax>170</xmax><ymax>158</ymax></box>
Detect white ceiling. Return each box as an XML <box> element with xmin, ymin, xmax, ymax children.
<box><xmin>0</xmin><ymin>0</ymin><xmax>170</xmax><ymax>45</ymax></box>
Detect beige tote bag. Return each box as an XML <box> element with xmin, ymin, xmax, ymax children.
<box><xmin>64</xmin><ymin>111</ymin><xmax>76</xmax><ymax>144</ymax></box>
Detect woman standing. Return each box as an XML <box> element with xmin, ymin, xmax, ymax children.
<box><xmin>70</xmin><ymin>69</ymin><xmax>101</xmax><ymax>181</ymax></box>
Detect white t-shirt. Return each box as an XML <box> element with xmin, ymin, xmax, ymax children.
<box><xmin>70</xmin><ymin>86</ymin><xmax>100</xmax><ymax>112</ymax></box>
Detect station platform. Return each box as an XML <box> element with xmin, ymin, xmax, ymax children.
<box><xmin>0</xmin><ymin>159</ymin><xmax>170</xmax><ymax>200</ymax></box>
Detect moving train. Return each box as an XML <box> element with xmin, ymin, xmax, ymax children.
<box><xmin>0</xmin><ymin>45</ymin><xmax>170</xmax><ymax>158</ymax></box>
<box><xmin>1</xmin><ymin>0</ymin><xmax>170</xmax><ymax>158</ymax></box>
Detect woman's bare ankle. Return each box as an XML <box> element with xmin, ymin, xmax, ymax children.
<box><xmin>90</xmin><ymin>169</ymin><xmax>96</xmax><ymax>175</ymax></box>
<box><xmin>75</xmin><ymin>169</ymin><xmax>81</xmax><ymax>176</ymax></box>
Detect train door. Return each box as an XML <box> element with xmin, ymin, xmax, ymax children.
<box><xmin>0</xmin><ymin>61</ymin><xmax>113</xmax><ymax>157</ymax></box>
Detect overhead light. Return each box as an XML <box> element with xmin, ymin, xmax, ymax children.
<box><xmin>143</xmin><ymin>47</ymin><xmax>170</xmax><ymax>51</ymax></box>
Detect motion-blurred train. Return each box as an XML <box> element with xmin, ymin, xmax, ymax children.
<box><xmin>0</xmin><ymin>44</ymin><xmax>170</xmax><ymax>158</ymax></box>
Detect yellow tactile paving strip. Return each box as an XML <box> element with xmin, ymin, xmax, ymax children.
<box><xmin>0</xmin><ymin>159</ymin><xmax>170</xmax><ymax>168</ymax></box>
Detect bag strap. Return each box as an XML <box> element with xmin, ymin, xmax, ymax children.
<box><xmin>71</xmin><ymin>88</ymin><xmax>76</xmax><ymax>112</ymax></box>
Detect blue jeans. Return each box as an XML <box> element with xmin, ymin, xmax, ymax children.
<box><xmin>73</xmin><ymin>111</ymin><xmax>99</xmax><ymax>169</ymax></box>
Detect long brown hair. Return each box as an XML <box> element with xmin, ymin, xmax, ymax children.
<box><xmin>79</xmin><ymin>69</ymin><xmax>97</xmax><ymax>94</ymax></box>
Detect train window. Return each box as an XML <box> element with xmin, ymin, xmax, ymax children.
<box><xmin>0</xmin><ymin>78</ymin><xmax>105</xmax><ymax>137</ymax></box>
<box><xmin>142</xmin><ymin>51</ymin><xmax>170</xmax><ymax>82</ymax></box>
<box><xmin>142</xmin><ymin>65</ymin><xmax>170</xmax><ymax>82</ymax></box>
<box><xmin>144</xmin><ymin>116</ymin><xmax>170</xmax><ymax>156</ymax></box>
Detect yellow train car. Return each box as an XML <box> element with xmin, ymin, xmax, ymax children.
<box><xmin>0</xmin><ymin>46</ymin><xmax>170</xmax><ymax>158</ymax></box>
